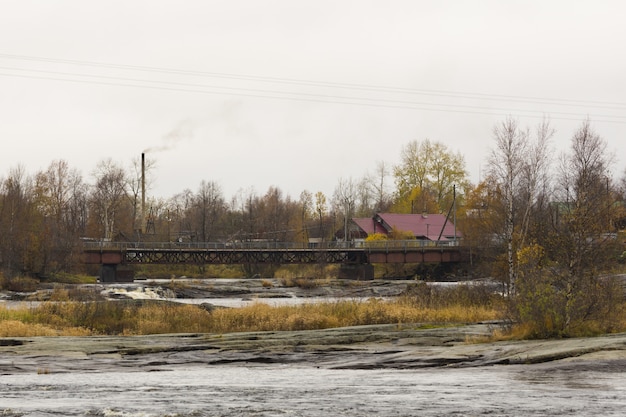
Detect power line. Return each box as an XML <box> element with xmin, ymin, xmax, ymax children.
<box><xmin>4</xmin><ymin>65</ymin><xmax>626</xmax><ymax>119</ymax></box>
<box><xmin>1</xmin><ymin>55</ymin><xmax>625</xmax><ymax>123</ymax></box>
<box><xmin>2</xmin><ymin>52</ymin><xmax>626</xmax><ymax>110</ymax></box>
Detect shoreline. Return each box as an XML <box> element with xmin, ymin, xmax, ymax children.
<box><xmin>2</xmin><ymin>323</ymin><xmax>626</xmax><ymax>375</ymax></box>
<box><xmin>2</xmin><ymin>278</ymin><xmax>626</xmax><ymax>376</ymax></box>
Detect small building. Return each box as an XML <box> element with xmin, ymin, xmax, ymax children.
<box><xmin>351</xmin><ymin>213</ymin><xmax>460</xmax><ymax>243</ymax></box>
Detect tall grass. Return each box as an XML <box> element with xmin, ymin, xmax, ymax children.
<box><xmin>206</xmin><ymin>298</ymin><xmax>500</xmax><ymax>333</ymax></box>
<box><xmin>0</xmin><ymin>286</ymin><xmax>502</xmax><ymax>336</ymax></box>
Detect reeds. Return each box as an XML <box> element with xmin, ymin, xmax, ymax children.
<box><xmin>205</xmin><ymin>298</ymin><xmax>500</xmax><ymax>333</ymax></box>
<box><xmin>0</xmin><ymin>290</ymin><xmax>502</xmax><ymax>336</ymax></box>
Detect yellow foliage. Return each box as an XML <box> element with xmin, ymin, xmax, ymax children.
<box><xmin>388</xmin><ymin>227</ymin><xmax>415</xmax><ymax>240</ymax></box>
<box><xmin>365</xmin><ymin>233</ymin><xmax>388</xmax><ymax>241</ymax></box>
<box><xmin>516</xmin><ymin>243</ymin><xmax>545</xmax><ymax>272</ymax></box>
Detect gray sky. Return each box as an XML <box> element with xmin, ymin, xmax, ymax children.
<box><xmin>1</xmin><ymin>1</ymin><xmax>624</xmax><ymax>201</ymax></box>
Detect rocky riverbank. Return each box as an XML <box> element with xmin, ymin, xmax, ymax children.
<box><xmin>2</xmin><ymin>322</ymin><xmax>626</xmax><ymax>375</ymax></box>
<box><xmin>114</xmin><ymin>277</ymin><xmax>427</xmax><ymax>301</ymax></box>
<box><xmin>1</xmin><ymin>278</ymin><xmax>425</xmax><ymax>303</ymax></box>
<box><xmin>1</xmin><ymin>278</ymin><xmax>625</xmax><ymax>376</ymax></box>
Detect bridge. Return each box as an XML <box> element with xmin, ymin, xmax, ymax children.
<box><xmin>82</xmin><ymin>240</ymin><xmax>465</xmax><ymax>282</ymax></box>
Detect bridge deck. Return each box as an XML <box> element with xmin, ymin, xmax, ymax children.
<box><xmin>82</xmin><ymin>240</ymin><xmax>462</xmax><ymax>265</ymax></box>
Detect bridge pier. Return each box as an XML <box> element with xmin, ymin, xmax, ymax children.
<box><xmin>98</xmin><ymin>264</ymin><xmax>134</xmax><ymax>283</ymax></box>
<box><xmin>338</xmin><ymin>264</ymin><xmax>374</xmax><ymax>280</ymax></box>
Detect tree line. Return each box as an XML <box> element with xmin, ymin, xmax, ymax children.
<box><xmin>1</xmin><ymin>118</ymin><xmax>625</xmax><ymax>290</ymax></box>
<box><xmin>0</xmin><ymin>132</ymin><xmax>471</xmax><ymax>277</ymax></box>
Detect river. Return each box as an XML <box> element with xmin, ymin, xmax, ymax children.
<box><xmin>2</xmin><ymin>280</ymin><xmax>626</xmax><ymax>415</ymax></box>
<box><xmin>1</xmin><ymin>361</ymin><xmax>625</xmax><ymax>416</ymax></box>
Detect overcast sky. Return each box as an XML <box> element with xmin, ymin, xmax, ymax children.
<box><xmin>1</xmin><ymin>1</ymin><xmax>624</xmax><ymax>202</ymax></box>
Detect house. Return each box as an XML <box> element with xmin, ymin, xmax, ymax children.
<box><xmin>351</xmin><ymin>213</ymin><xmax>460</xmax><ymax>243</ymax></box>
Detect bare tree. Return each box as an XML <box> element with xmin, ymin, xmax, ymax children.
<box><xmin>332</xmin><ymin>177</ymin><xmax>358</xmax><ymax>244</ymax></box>
<box><xmin>514</xmin><ymin>120</ymin><xmax>620</xmax><ymax>336</ymax></box>
<box><xmin>487</xmin><ymin>118</ymin><xmax>529</xmax><ymax>293</ymax></box>
<box><xmin>90</xmin><ymin>159</ymin><xmax>128</xmax><ymax>240</ymax></box>
<box><xmin>555</xmin><ymin>120</ymin><xmax>614</xmax><ymax>278</ymax></box>
<box><xmin>298</xmin><ymin>190</ymin><xmax>313</xmax><ymax>242</ymax></box>
<box><xmin>193</xmin><ymin>180</ymin><xmax>226</xmax><ymax>242</ymax></box>
<box><xmin>355</xmin><ymin>175</ymin><xmax>375</xmax><ymax>217</ymax></box>
<box><xmin>0</xmin><ymin>165</ymin><xmax>35</xmax><ymax>275</ymax></box>
<box><xmin>167</xmin><ymin>188</ymin><xmax>195</xmax><ymax>241</ymax></box>
<box><xmin>230</xmin><ymin>187</ymin><xmax>258</xmax><ymax>241</ymax></box>
<box><xmin>372</xmin><ymin>161</ymin><xmax>392</xmax><ymax>212</ymax></box>
<box><xmin>518</xmin><ymin>119</ymin><xmax>555</xmax><ymax>249</ymax></box>
<box><xmin>33</xmin><ymin>160</ymin><xmax>87</xmax><ymax>272</ymax></box>
<box><xmin>314</xmin><ymin>191</ymin><xmax>328</xmax><ymax>240</ymax></box>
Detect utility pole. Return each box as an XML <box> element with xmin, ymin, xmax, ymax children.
<box><xmin>453</xmin><ymin>184</ymin><xmax>457</xmax><ymax>244</ymax></box>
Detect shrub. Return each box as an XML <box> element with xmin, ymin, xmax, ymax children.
<box><xmin>45</xmin><ymin>273</ymin><xmax>97</xmax><ymax>284</ymax></box>
<box><xmin>512</xmin><ymin>271</ymin><xmax>626</xmax><ymax>338</ymax></box>
<box><xmin>0</xmin><ymin>275</ymin><xmax>39</xmax><ymax>292</ymax></box>
<box><xmin>275</xmin><ymin>264</ymin><xmax>337</xmax><ymax>280</ymax></box>
<box><xmin>402</xmin><ymin>281</ymin><xmax>502</xmax><ymax>309</ymax></box>
<box><xmin>30</xmin><ymin>300</ymin><xmax>213</xmax><ymax>335</ymax></box>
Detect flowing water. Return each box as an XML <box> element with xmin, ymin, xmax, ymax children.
<box><xmin>1</xmin><ymin>362</ymin><xmax>625</xmax><ymax>416</ymax></box>
<box><xmin>2</xmin><ymin>281</ymin><xmax>625</xmax><ymax>415</ymax></box>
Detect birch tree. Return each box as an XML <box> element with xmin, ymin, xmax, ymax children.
<box><xmin>513</xmin><ymin>120</ymin><xmax>621</xmax><ymax>337</ymax></box>
<box><xmin>90</xmin><ymin>159</ymin><xmax>128</xmax><ymax>240</ymax></box>
<box><xmin>488</xmin><ymin>118</ymin><xmax>528</xmax><ymax>293</ymax></box>
<box><xmin>332</xmin><ymin>177</ymin><xmax>358</xmax><ymax>244</ymax></box>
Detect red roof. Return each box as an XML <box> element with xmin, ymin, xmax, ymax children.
<box><xmin>352</xmin><ymin>213</ymin><xmax>460</xmax><ymax>241</ymax></box>
<box><xmin>352</xmin><ymin>217</ymin><xmax>386</xmax><ymax>235</ymax></box>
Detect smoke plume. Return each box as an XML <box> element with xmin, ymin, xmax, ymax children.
<box><xmin>144</xmin><ymin>119</ymin><xmax>195</xmax><ymax>153</ymax></box>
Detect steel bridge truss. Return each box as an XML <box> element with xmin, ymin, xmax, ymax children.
<box><xmin>124</xmin><ymin>248</ymin><xmax>368</xmax><ymax>265</ymax></box>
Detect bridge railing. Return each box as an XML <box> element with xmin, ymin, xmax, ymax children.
<box><xmin>82</xmin><ymin>239</ymin><xmax>460</xmax><ymax>251</ymax></box>
<box><xmin>354</xmin><ymin>239</ymin><xmax>460</xmax><ymax>250</ymax></box>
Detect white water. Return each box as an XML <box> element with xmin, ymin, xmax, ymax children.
<box><xmin>1</xmin><ymin>363</ymin><xmax>626</xmax><ymax>416</ymax></box>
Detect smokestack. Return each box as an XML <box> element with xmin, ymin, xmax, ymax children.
<box><xmin>141</xmin><ymin>152</ymin><xmax>146</xmax><ymax>234</ymax></box>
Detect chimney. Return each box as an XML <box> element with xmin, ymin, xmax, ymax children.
<box><xmin>141</xmin><ymin>152</ymin><xmax>146</xmax><ymax>234</ymax></box>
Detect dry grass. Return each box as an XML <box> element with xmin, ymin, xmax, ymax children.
<box><xmin>0</xmin><ymin>284</ymin><xmax>503</xmax><ymax>336</ymax></box>
<box><xmin>0</xmin><ymin>298</ymin><xmax>501</xmax><ymax>337</ymax></box>
<box><xmin>206</xmin><ymin>298</ymin><xmax>500</xmax><ymax>333</ymax></box>
<box><xmin>275</xmin><ymin>264</ymin><xmax>338</xmax><ymax>281</ymax></box>
<box><xmin>278</xmin><ymin>276</ymin><xmax>328</xmax><ymax>289</ymax></box>
<box><xmin>0</xmin><ymin>276</ymin><xmax>39</xmax><ymax>292</ymax></box>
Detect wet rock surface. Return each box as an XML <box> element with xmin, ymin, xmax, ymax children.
<box><xmin>3</xmin><ymin>278</ymin><xmax>626</xmax><ymax>376</ymax></box>
<box><xmin>3</xmin><ymin>323</ymin><xmax>626</xmax><ymax>375</ymax></box>
<box><xmin>147</xmin><ymin>277</ymin><xmax>418</xmax><ymax>300</ymax></box>
<box><xmin>6</xmin><ymin>278</ymin><xmax>422</xmax><ymax>303</ymax></box>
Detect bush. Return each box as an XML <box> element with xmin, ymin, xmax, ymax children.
<box><xmin>31</xmin><ymin>300</ymin><xmax>213</xmax><ymax>335</ymax></box>
<box><xmin>49</xmin><ymin>285</ymin><xmax>105</xmax><ymax>301</ymax></box>
<box><xmin>44</xmin><ymin>273</ymin><xmax>97</xmax><ymax>284</ymax></box>
<box><xmin>0</xmin><ymin>275</ymin><xmax>39</xmax><ymax>292</ymax></box>
<box><xmin>402</xmin><ymin>281</ymin><xmax>502</xmax><ymax>309</ymax></box>
<box><xmin>512</xmin><ymin>271</ymin><xmax>626</xmax><ymax>338</ymax></box>
<box><xmin>275</xmin><ymin>264</ymin><xmax>338</xmax><ymax>280</ymax></box>
<box><xmin>279</xmin><ymin>277</ymin><xmax>322</xmax><ymax>289</ymax></box>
